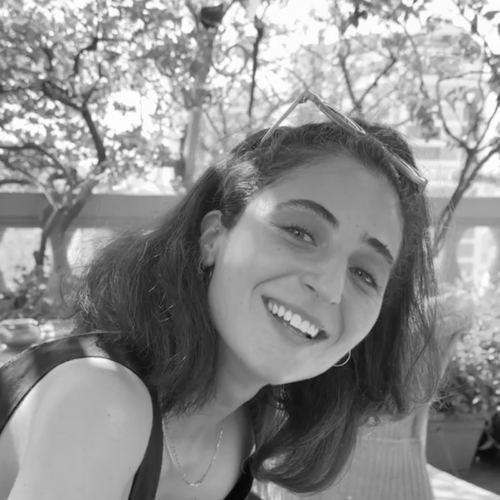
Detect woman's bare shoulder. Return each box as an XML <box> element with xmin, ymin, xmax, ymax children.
<box><xmin>7</xmin><ymin>357</ymin><xmax>154</xmax><ymax>500</ymax></box>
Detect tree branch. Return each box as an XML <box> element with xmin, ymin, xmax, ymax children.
<box><xmin>82</xmin><ymin>82</ymin><xmax>101</xmax><ymax>105</ymax></box>
<box><xmin>476</xmin><ymin>97</ymin><xmax>500</xmax><ymax>147</ymax></box>
<box><xmin>0</xmin><ymin>155</ymin><xmax>59</xmax><ymax>209</ymax></box>
<box><xmin>41</xmin><ymin>81</ymin><xmax>81</xmax><ymax>111</ymax></box>
<box><xmin>202</xmin><ymin>107</ymin><xmax>222</xmax><ymax>139</ymax></box>
<box><xmin>400</xmin><ymin>25</ymin><xmax>432</xmax><ymax>103</ymax></box>
<box><xmin>72</xmin><ymin>36</ymin><xmax>99</xmax><ymax>77</ymax></box>
<box><xmin>433</xmin><ymin>144</ymin><xmax>500</xmax><ymax>253</ymax></box>
<box><xmin>0</xmin><ymin>142</ymin><xmax>70</xmax><ymax>179</ymax></box>
<box><xmin>80</xmin><ymin>104</ymin><xmax>107</xmax><ymax>165</ymax></box>
<box><xmin>35</xmin><ymin>206</ymin><xmax>61</xmax><ymax>267</ymax></box>
<box><xmin>337</xmin><ymin>40</ymin><xmax>361</xmax><ymax>113</ymax></box>
<box><xmin>356</xmin><ymin>54</ymin><xmax>397</xmax><ymax>109</ymax></box>
<box><xmin>59</xmin><ymin>177</ymin><xmax>100</xmax><ymax>234</ymax></box>
<box><xmin>362</xmin><ymin>83</ymin><xmax>398</xmax><ymax>117</ymax></box>
<box><xmin>40</xmin><ymin>43</ymin><xmax>55</xmax><ymax>72</ymax></box>
<box><xmin>435</xmin><ymin>78</ymin><xmax>467</xmax><ymax>148</ymax></box>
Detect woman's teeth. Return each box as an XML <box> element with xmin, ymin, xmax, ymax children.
<box><xmin>266</xmin><ymin>299</ymin><xmax>321</xmax><ymax>339</ymax></box>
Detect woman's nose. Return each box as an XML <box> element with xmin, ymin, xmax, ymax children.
<box><xmin>300</xmin><ymin>258</ymin><xmax>347</xmax><ymax>304</ymax></box>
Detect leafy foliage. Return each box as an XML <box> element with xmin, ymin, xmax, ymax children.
<box><xmin>393</xmin><ymin>1</ymin><xmax>500</xmax><ymax>253</ymax></box>
<box><xmin>0</xmin><ymin>0</ymin><xmax>178</xmax><ymax>185</ymax></box>
<box><xmin>0</xmin><ymin>266</ymin><xmax>49</xmax><ymax>321</ymax></box>
<box><xmin>435</xmin><ymin>278</ymin><xmax>500</xmax><ymax>416</ymax></box>
<box><xmin>0</xmin><ymin>0</ymin><xmax>270</xmax><ymax>273</ymax></box>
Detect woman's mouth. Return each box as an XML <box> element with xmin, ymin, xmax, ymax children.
<box><xmin>263</xmin><ymin>297</ymin><xmax>325</xmax><ymax>341</ymax></box>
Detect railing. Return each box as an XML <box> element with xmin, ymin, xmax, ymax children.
<box><xmin>1</xmin><ymin>193</ymin><xmax>499</xmax><ymax>228</ymax></box>
<box><xmin>1</xmin><ymin>193</ymin><xmax>500</xmax><ymax>282</ymax></box>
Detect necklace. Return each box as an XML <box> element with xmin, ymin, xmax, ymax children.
<box><xmin>164</xmin><ymin>418</ymin><xmax>226</xmax><ymax>488</ymax></box>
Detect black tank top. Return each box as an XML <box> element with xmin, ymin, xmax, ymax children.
<box><xmin>0</xmin><ymin>333</ymin><xmax>254</xmax><ymax>499</ymax></box>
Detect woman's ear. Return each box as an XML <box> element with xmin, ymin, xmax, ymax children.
<box><xmin>199</xmin><ymin>210</ymin><xmax>224</xmax><ymax>266</ymax></box>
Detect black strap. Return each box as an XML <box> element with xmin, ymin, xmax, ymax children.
<box><xmin>128</xmin><ymin>385</ymin><xmax>163</xmax><ymax>499</ymax></box>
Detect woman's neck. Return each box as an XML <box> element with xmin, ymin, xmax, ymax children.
<box><xmin>165</xmin><ymin>342</ymin><xmax>264</xmax><ymax>448</ymax></box>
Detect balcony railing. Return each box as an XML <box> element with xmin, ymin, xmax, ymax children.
<box><xmin>1</xmin><ymin>192</ymin><xmax>499</xmax><ymax>283</ymax></box>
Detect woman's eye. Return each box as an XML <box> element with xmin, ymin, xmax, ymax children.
<box><xmin>283</xmin><ymin>225</ymin><xmax>315</xmax><ymax>244</ymax></box>
<box><xmin>350</xmin><ymin>267</ymin><xmax>380</xmax><ymax>290</ymax></box>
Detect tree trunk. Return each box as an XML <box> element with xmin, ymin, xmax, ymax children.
<box><xmin>46</xmin><ymin>225</ymin><xmax>74</xmax><ymax>314</ymax></box>
<box><xmin>183</xmin><ymin>106</ymin><xmax>203</xmax><ymax>186</ymax></box>
<box><xmin>182</xmin><ymin>5</ymin><xmax>230</xmax><ymax>186</ymax></box>
<box><xmin>34</xmin><ymin>179</ymin><xmax>99</xmax><ymax>315</ymax></box>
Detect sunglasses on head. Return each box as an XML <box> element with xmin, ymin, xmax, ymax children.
<box><xmin>259</xmin><ymin>90</ymin><xmax>428</xmax><ymax>191</ymax></box>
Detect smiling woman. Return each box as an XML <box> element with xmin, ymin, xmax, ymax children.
<box><xmin>0</xmin><ymin>109</ymin><xmax>440</xmax><ymax>500</ymax></box>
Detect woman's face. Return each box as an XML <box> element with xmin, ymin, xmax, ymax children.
<box><xmin>203</xmin><ymin>155</ymin><xmax>403</xmax><ymax>386</ymax></box>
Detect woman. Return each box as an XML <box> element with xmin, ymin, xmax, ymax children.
<box><xmin>0</xmin><ymin>92</ymin><xmax>440</xmax><ymax>500</ymax></box>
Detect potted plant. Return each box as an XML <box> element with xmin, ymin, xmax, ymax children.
<box><xmin>0</xmin><ymin>267</ymin><xmax>48</xmax><ymax>356</ymax></box>
<box><xmin>426</xmin><ymin>278</ymin><xmax>500</xmax><ymax>473</ymax></box>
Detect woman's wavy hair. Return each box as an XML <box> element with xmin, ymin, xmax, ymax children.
<box><xmin>71</xmin><ymin>120</ymin><xmax>441</xmax><ymax>494</ymax></box>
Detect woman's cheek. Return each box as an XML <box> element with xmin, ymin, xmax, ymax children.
<box><xmin>344</xmin><ymin>292</ymin><xmax>382</xmax><ymax>346</ymax></box>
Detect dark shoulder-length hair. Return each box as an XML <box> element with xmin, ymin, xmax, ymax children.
<box><xmin>71</xmin><ymin>120</ymin><xmax>441</xmax><ymax>494</ymax></box>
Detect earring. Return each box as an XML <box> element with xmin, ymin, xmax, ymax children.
<box><xmin>198</xmin><ymin>257</ymin><xmax>206</xmax><ymax>279</ymax></box>
<box><xmin>198</xmin><ymin>258</ymin><xmax>214</xmax><ymax>282</ymax></box>
<box><xmin>205</xmin><ymin>266</ymin><xmax>214</xmax><ymax>281</ymax></box>
<box><xmin>333</xmin><ymin>350</ymin><xmax>351</xmax><ymax>367</ymax></box>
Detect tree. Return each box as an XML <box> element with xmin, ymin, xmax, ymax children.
<box><xmin>134</xmin><ymin>0</ymin><xmax>281</xmax><ymax>183</ymax></box>
<box><xmin>299</xmin><ymin>0</ymin><xmax>500</xmax><ymax>265</ymax></box>
<box><xmin>0</xmin><ymin>0</ymin><xmax>178</xmax><ymax>289</ymax></box>
<box><xmin>0</xmin><ymin>0</ymin><xmax>272</xmax><ymax>302</ymax></box>
<box><xmin>394</xmin><ymin>1</ymin><xmax>500</xmax><ymax>255</ymax></box>
<box><xmin>2</xmin><ymin>0</ymin><xmax>498</xmax><ymax>304</ymax></box>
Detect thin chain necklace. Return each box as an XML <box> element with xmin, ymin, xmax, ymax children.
<box><xmin>163</xmin><ymin>418</ymin><xmax>226</xmax><ymax>488</ymax></box>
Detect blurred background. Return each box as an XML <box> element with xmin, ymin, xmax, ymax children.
<box><xmin>0</xmin><ymin>0</ymin><xmax>499</xmax><ymax>497</ymax></box>
<box><xmin>1</xmin><ymin>0</ymin><xmax>499</xmax><ymax>303</ymax></box>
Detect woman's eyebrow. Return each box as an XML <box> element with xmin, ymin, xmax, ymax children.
<box><xmin>275</xmin><ymin>198</ymin><xmax>395</xmax><ymax>268</ymax></box>
<box><xmin>275</xmin><ymin>199</ymin><xmax>339</xmax><ymax>229</ymax></box>
<box><xmin>361</xmin><ymin>234</ymin><xmax>394</xmax><ymax>268</ymax></box>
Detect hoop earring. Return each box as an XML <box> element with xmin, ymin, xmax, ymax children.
<box><xmin>333</xmin><ymin>350</ymin><xmax>351</xmax><ymax>368</ymax></box>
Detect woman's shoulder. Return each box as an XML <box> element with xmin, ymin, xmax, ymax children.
<box><xmin>23</xmin><ymin>344</ymin><xmax>154</xmax><ymax>441</ymax></box>
<box><xmin>6</xmin><ymin>354</ymin><xmax>154</xmax><ymax>499</ymax></box>
<box><xmin>33</xmin><ymin>352</ymin><xmax>153</xmax><ymax>410</ymax></box>
<box><xmin>33</xmin><ymin>354</ymin><xmax>153</xmax><ymax>442</ymax></box>
<box><xmin>1</xmin><ymin>332</ymin><xmax>155</xmax><ymax>432</ymax></box>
